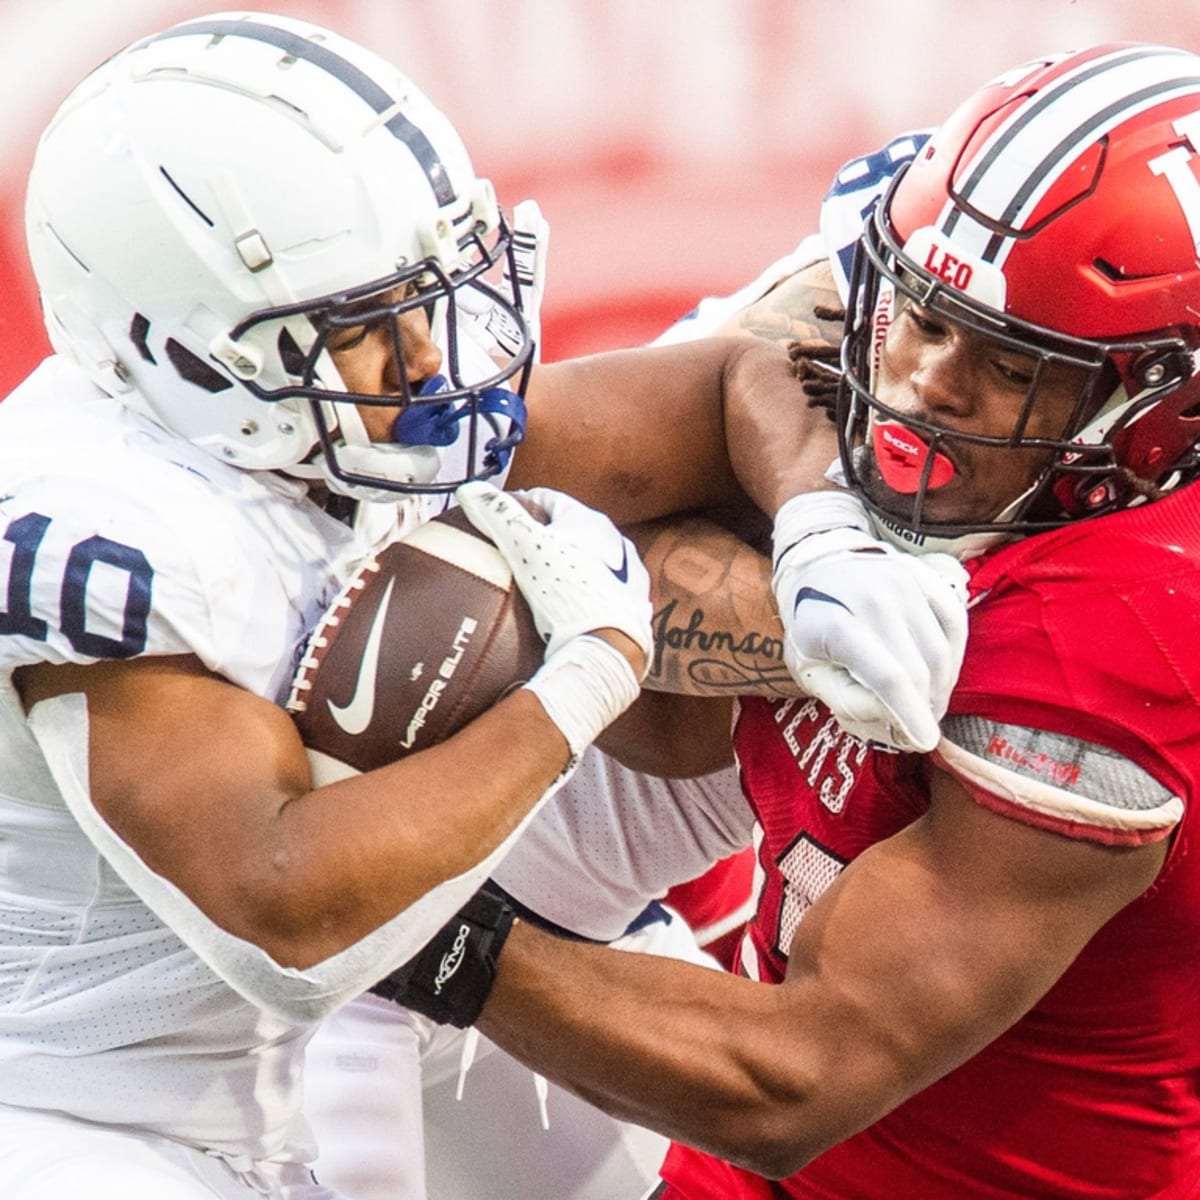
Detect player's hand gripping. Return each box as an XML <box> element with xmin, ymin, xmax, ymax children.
<box><xmin>456</xmin><ymin>480</ymin><xmax>653</xmax><ymax>759</ymax></box>
<box><xmin>773</xmin><ymin>489</ymin><xmax>969</xmax><ymax>752</ymax></box>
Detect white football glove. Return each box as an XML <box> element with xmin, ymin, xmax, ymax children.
<box><xmin>455</xmin><ymin>481</ymin><xmax>652</xmax><ymax>757</ymax></box>
<box><xmin>772</xmin><ymin>490</ymin><xmax>969</xmax><ymax>753</ymax></box>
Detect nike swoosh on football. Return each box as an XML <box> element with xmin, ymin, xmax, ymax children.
<box><xmin>605</xmin><ymin>542</ymin><xmax>630</xmax><ymax>583</ymax></box>
<box><xmin>792</xmin><ymin>586</ymin><xmax>852</xmax><ymax>616</ymax></box>
<box><xmin>328</xmin><ymin>575</ymin><xmax>396</xmax><ymax>736</ymax></box>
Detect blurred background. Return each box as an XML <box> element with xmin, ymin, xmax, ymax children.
<box><xmin>2</xmin><ymin>0</ymin><xmax>1199</xmax><ymax>395</ymax></box>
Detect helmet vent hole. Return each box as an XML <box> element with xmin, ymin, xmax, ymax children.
<box><xmin>130</xmin><ymin>314</ymin><xmax>156</xmax><ymax>364</ymax></box>
<box><xmin>165</xmin><ymin>339</ymin><xmax>233</xmax><ymax>393</ymax></box>
<box><xmin>1093</xmin><ymin>258</ymin><xmax>1126</xmax><ymax>281</ymax></box>
<box><xmin>278</xmin><ymin>328</ymin><xmax>307</xmax><ymax>377</ymax></box>
<box><xmin>1093</xmin><ymin>258</ymin><xmax>1156</xmax><ymax>283</ymax></box>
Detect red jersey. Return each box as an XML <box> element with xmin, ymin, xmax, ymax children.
<box><xmin>663</xmin><ymin>484</ymin><xmax>1200</xmax><ymax>1199</ymax></box>
<box><xmin>665</xmin><ymin>849</ymin><xmax>757</xmax><ymax>970</ymax></box>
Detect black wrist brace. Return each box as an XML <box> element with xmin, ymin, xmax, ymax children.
<box><xmin>370</xmin><ymin>884</ymin><xmax>516</xmax><ymax>1028</ymax></box>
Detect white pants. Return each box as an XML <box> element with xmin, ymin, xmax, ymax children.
<box><xmin>0</xmin><ymin>1103</ymin><xmax>339</xmax><ymax>1200</ymax></box>
<box><xmin>305</xmin><ymin>913</ymin><xmax>713</xmax><ymax>1200</ymax></box>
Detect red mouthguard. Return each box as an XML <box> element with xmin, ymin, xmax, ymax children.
<box><xmin>872</xmin><ymin>421</ymin><xmax>955</xmax><ymax>494</ymax></box>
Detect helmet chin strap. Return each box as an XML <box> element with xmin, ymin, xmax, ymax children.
<box><xmin>320</xmin><ymin>401</ymin><xmax>444</xmax><ymax>501</ymax></box>
<box><xmin>284</xmin><ymin>389</ymin><xmax>442</xmax><ymax>501</ymax></box>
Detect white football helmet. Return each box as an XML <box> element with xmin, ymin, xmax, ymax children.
<box><xmin>25</xmin><ymin>10</ymin><xmax>533</xmax><ymax>497</ymax></box>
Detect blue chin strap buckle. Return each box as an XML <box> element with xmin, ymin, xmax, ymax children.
<box><xmin>391</xmin><ymin>375</ymin><xmax>528</xmax><ymax>476</ymax></box>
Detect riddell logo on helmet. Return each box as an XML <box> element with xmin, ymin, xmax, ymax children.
<box><xmin>871</xmin><ymin>287</ymin><xmax>894</xmax><ymax>376</ymax></box>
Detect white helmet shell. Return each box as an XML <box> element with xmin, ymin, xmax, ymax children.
<box><xmin>25</xmin><ymin>11</ymin><xmax>527</xmax><ymax>491</ymax></box>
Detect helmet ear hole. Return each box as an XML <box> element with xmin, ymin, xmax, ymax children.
<box><xmin>130</xmin><ymin>314</ymin><xmax>156</xmax><ymax>364</ymax></box>
<box><xmin>164</xmin><ymin>340</ymin><xmax>233</xmax><ymax>394</ymax></box>
<box><xmin>278</xmin><ymin>328</ymin><xmax>307</xmax><ymax>378</ymax></box>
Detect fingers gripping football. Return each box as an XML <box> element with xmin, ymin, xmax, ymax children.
<box><xmin>455</xmin><ymin>482</ymin><xmax>653</xmax><ymax>668</ymax></box>
<box><xmin>455</xmin><ymin>481</ymin><xmax>652</xmax><ymax>759</ymax></box>
<box><xmin>772</xmin><ymin>490</ymin><xmax>969</xmax><ymax>752</ymax></box>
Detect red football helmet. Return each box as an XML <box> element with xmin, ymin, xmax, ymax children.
<box><xmin>839</xmin><ymin>43</ymin><xmax>1200</xmax><ymax>552</ymax></box>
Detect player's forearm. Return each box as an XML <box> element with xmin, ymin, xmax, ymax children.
<box><xmin>720</xmin><ymin>339</ymin><xmax>841</xmax><ymax>517</ymax></box>
<box><xmin>270</xmin><ymin>689</ymin><xmax>574</xmax><ymax>962</ymax></box>
<box><xmin>478</xmin><ymin>921</ymin><xmax>825</xmax><ymax>1178</ymax></box>
<box><xmin>628</xmin><ymin>514</ymin><xmax>797</xmax><ymax>697</ymax></box>
<box><xmin>515</xmin><ymin>340</ymin><xmax>746</xmax><ymax>523</ymax></box>
<box><xmin>594</xmin><ymin>689</ymin><xmax>734</xmax><ymax>776</ymax></box>
<box><xmin>719</xmin><ymin>257</ymin><xmax>845</xmax><ymax>515</ymax></box>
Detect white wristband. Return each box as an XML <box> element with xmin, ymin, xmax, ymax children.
<box><xmin>523</xmin><ymin>635</ymin><xmax>641</xmax><ymax>760</ymax></box>
<box><xmin>772</xmin><ymin>489</ymin><xmax>873</xmax><ymax>571</ymax></box>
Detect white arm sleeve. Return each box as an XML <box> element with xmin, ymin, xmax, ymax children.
<box><xmin>28</xmin><ymin>693</ymin><xmax>560</xmax><ymax>1024</ymax></box>
<box><xmin>491</xmin><ymin>745</ymin><xmax>756</xmax><ymax>941</ymax></box>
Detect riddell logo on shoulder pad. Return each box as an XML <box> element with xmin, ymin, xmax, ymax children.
<box><xmin>985</xmin><ymin>735</ymin><xmax>1081</xmax><ymax>787</ymax></box>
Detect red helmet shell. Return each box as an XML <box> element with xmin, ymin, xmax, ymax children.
<box><xmin>888</xmin><ymin>44</ymin><xmax>1200</xmax><ymax>341</ymax></box>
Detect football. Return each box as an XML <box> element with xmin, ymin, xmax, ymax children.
<box><xmin>287</xmin><ymin>506</ymin><xmax>544</xmax><ymax>784</ymax></box>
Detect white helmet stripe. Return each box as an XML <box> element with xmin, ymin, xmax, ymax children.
<box><xmin>144</xmin><ymin>16</ymin><xmax>457</xmax><ymax>207</ymax></box>
<box><xmin>937</xmin><ymin>45</ymin><xmax>1200</xmax><ymax>266</ymax></box>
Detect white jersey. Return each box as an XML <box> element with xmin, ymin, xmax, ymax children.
<box><xmin>0</xmin><ymin>356</ymin><xmax>423</xmax><ymax>1169</ymax></box>
<box><xmin>306</xmin><ymin>234</ymin><xmax>778</xmax><ymax>1200</ymax></box>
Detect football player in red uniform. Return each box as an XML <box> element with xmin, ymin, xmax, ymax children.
<box><xmin>388</xmin><ymin>43</ymin><xmax>1200</xmax><ymax>1199</ymax></box>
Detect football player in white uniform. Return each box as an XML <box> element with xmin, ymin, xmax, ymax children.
<box><xmin>0</xmin><ymin>10</ymin><xmax>970</xmax><ymax>1200</ymax></box>
<box><xmin>0</xmin><ymin>12</ymin><xmax>663</xmax><ymax>1199</ymax></box>
<box><xmin>301</xmin><ymin>243</ymin><xmax>846</xmax><ymax>1200</ymax></box>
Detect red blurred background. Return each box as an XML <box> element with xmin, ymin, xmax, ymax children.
<box><xmin>2</xmin><ymin>0</ymin><xmax>1199</xmax><ymax>390</ymax></box>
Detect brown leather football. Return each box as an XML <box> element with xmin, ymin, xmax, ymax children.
<box><xmin>287</xmin><ymin>506</ymin><xmax>544</xmax><ymax>783</ymax></box>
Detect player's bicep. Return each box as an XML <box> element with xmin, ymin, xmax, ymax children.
<box><xmin>780</xmin><ymin>766</ymin><xmax>1167</xmax><ymax>1144</ymax></box>
<box><xmin>18</xmin><ymin>656</ymin><xmax>309</xmax><ymax>910</ymax></box>
<box><xmin>513</xmin><ymin>341</ymin><xmax>745</xmax><ymax>522</ymax></box>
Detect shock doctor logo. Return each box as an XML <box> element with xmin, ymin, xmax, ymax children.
<box><xmin>398</xmin><ymin>616</ymin><xmax>479</xmax><ymax>750</ymax></box>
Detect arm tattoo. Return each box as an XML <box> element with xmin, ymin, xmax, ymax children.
<box><xmin>633</xmin><ymin>516</ymin><xmax>797</xmax><ymax>698</ymax></box>
<box><xmin>649</xmin><ymin>598</ymin><xmax>791</xmax><ymax>695</ymax></box>
<box><xmin>717</xmin><ymin>261</ymin><xmax>844</xmax><ymax>349</ymax></box>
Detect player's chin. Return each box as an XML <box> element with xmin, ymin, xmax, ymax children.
<box><xmin>855</xmin><ymin>453</ymin><xmax>977</xmax><ymax>527</ymax></box>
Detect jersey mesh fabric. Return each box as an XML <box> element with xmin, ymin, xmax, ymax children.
<box><xmin>0</xmin><ymin>359</ymin><xmax>378</xmax><ymax>1162</ymax></box>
